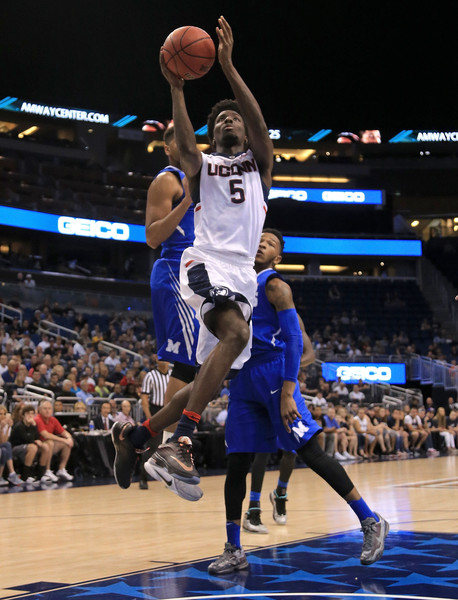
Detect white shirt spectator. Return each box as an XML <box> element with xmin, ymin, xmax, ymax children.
<box><xmin>404</xmin><ymin>413</ymin><xmax>422</xmax><ymax>429</ymax></box>
<box><xmin>73</xmin><ymin>341</ymin><xmax>86</xmax><ymax>358</ymax></box>
<box><xmin>105</xmin><ymin>354</ymin><xmax>121</xmax><ymax>369</ymax></box>
<box><xmin>312</xmin><ymin>394</ymin><xmax>328</xmax><ymax>408</ymax></box>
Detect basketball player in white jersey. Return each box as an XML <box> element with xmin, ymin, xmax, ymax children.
<box><xmin>111</xmin><ymin>16</ymin><xmax>273</xmax><ymax>487</ymax></box>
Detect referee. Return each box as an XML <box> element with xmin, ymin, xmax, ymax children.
<box><xmin>141</xmin><ymin>361</ymin><xmax>170</xmax><ymax>420</ymax></box>
<box><xmin>139</xmin><ymin>361</ymin><xmax>170</xmax><ymax>489</ymax></box>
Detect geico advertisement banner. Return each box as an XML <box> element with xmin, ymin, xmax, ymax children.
<box><xmin>322</xmin><ymin>362</ymin><xmax>407</xmax><ymax>384</ymax></box>
<box><xmin>268</xmin><ymin>188</ymin><xmax>383</xmax><ymax>204</ymax></box>
<box><xmin>0</xmin><ymin>206</ymin><xmax>145</xmax><ymax>242</ymax></box>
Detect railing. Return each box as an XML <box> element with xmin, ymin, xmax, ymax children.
<box><xmin>0</xmin><ymin>303</ymin><xmax>23</xmax><ymax>326</ymax></box>
<box><xmin>38</xmin><ymin>319</ymin><xmax>80</xmax><ymax>341</ymax></box>
<box><xmin>98</xmin><ymin>340</ymin><xmax>143</xmax><ymax>363</ymax></box>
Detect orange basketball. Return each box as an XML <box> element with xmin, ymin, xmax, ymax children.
<box><xmin>162</xmin><ymin>26</ymin><xmax>215</xmax><ymax>80</ymax></box>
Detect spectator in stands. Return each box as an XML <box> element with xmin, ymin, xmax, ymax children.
<box><xmin>323</xmin><ymin>405</ymin><xmax>345</xmax><ymax>460</ymax></box>
<box><xmin>447</xmin><ymin>396</ymin><xmax>458</xmax><ymax>414</ymax></box>
<box><xmin>336</xmin><ymin>380</ymin><xmax>350</xmax><ymax>403</ymax></box>
<box><xmin>47</xmin><ymin>371</ymin><xmax>62</xmax><ymax>396</ymax></box>
<box><xmin>2</xmin><ymin>359</ymin><xmax>17</xmax><ymax>384</ymax></box>
<box><xmin>0</xmin><ymin>353</ymin><xmax>8</xmax><ymax>377</ymax></box>
<box><xmin>369</xmin><ymin>406</ymin><xmax>393</xmax><ymax>455</ymax></box>
<box><xmin>386</xmin><ymin>407</ymin><xmax>409</xmax><ymax>457</ymax></box>
<box><xmin>124</xmin><ymin>382</ymin><xmax>139</xmax><ymax>400</ymax></box>
<box><xmin>349</xmin><ymin>384</ymin><xmax>365</xmax><ymax>404</ymax></box>
<box><xmin>94</xmin><ymin>376</ymin><xmax>110</xmax><ymax>398</ymax></box>
<box><xmin>312</xmin><ymin>391</ymin><xmax>328</xmax><ymax>409</ymax></box>
<box><xmin>115</xmin><ymin>399</ymin><xmax>135</xmax><ymax>425</ymax></box>
<box><xmin>104</xmin><ymin>348</ymin><xmax>120</xmax><ymax>370</ymax></box>
<box><xmin>335</xmin><ymin>405</ymin><xmax>357</xmax><ymax>459</ymax></box>
<box><xmin>34</xmin><ymin>400</ymin><xmax>74</xmax><ymax>482</ymax></box>
<box><xmin>37</xmin><ymin>361</ymin><xmax>51</xmax><ymax>385</ymax></box>
<box><xmin>424</xmin><ymin>396</ymin><xmax>434</xmax><ymax>411</ymax></box>
<box><xmin>109</xmin><ymin>382</ymin><xmax>124</xmax><ymax>399</ymax></box>
<box><xmin>56</xmin><ymin>379</ymin><xmax>76</xmax><ymax>400</ymax></box>
<box><xmin>0</xmin><ymin>405</ymin><xmax>24</xmax><ymax>485</ymax></box>
<box><xmin>404</xmin><ymin>406</ymin><xmax>438</xmax><ymax>456</ymax></box>
<box><xmin>10</xmin><ymin>404</ymin><xmax>52</xmax><ymax>483</ymax></box>
<box><xmin>353</xmin><ymin>406</ymin><xmax>376</xmax><ymax>459</ymax></box>
<box><xmin>107</xmin><ymin>362</ymin><xmax>124</xmax><ymax>385</ymax></box>
<box><xmin>74</xmin><ymin>400</ymin><xmax>87</xmax><ymax>413</ymax></box>
<box><xmin>432</xmin><ymin>407</ymin><xmax>457</xmax><ymax>454</ymax></box>
<box><xmin>24</xmin><ymin>273</ymin><xmax>36</xmax><ymax>288</ymax></box>
<box><xmin>73</xmin><ymin>338</ymin><xmax>86</xmax><ymax>359</ymax></box>
<box><xmin>448</xmin><ymin>410</ymin><xmax>458</xmax><ymax>446</ymax></box>
<box><xmin>76</xmin><ymin>379</ymin><xmax>94</xmax><ymax>406</ymax></box>
<box><xmin>93</xmin><ymin>401</ymin><xmax>115</xmax><ymax>431</ymax></box>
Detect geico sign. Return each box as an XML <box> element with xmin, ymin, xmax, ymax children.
<box><xmin>57</xmin><ymin>217</ymin><xmax>130</xmax><ymax>241</ymax></box>
<box><xmin>322</xmin><ymin>191</ymin><xmax>365</xmax><ymax>203</ymax></box>
<box><xmin>336</xmin><ymin>365</ymin><xmax>392</xmax><ymax>381</ymax></box>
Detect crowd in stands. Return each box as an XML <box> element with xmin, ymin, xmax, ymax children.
<box><xmin>0</xmin><ymin>292</ymin><xmax>457</xmax><ymax>489</ymax></box>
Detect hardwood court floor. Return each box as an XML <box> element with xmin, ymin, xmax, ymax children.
<box><xmin>2</xmin><ymin>455</ymin><xmax>457</xmax><ymax>599</ymax></box>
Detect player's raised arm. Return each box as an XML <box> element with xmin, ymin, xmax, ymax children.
<box><xmin>216</xmin><ymin>16</ymin><xmax>273</xmax><ymax>187</ymax></box>
<box><xmin>159</xmin><ymin>51</ymin><xmax>202</xmax><ymax>181</ymax></box>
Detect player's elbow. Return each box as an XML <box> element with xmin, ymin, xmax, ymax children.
<box><xmin>145</xmin><ymin>230</ymin><xmax>161</xmax><ymax>249</ymax></box>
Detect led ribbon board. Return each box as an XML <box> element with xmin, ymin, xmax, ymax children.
<box><xmin>283</xmin><ymin>236</ymin><xmax>422</xmax><ymax>256</ymax></box>
<box><xmin>268</xmin><ymin>188</ymin><xmax>383</xmax><ymax>204</ymax></box>
<box><xmin>322</xmin><ymin>362</ymin><xmax>407</xmax><ymax>384</ymax></box>
<box><xmin>0</xmin><ymin>207</ymin><xmax>422</xmax><ymax>257</ymax></box>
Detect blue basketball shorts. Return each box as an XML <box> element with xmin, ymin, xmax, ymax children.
<box><xmin>150</xmin><ymin>257</ymin><xmax>199</xmax><ymax>366</ymax></box>
<box><xmin>225</xmin><ymin>355</ymin><xmax>322</xmax><ymax>454</ymax></box>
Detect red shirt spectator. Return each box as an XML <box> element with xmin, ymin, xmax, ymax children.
<box><xmin>35</xmin><ymin>412</ymin><xmax>65</xmax><ymax>440</ymax></box>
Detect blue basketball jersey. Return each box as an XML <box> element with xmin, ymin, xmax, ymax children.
<box><xmin>247</xmin><ymin>268</ymin><xmax>286</xmax><ymax>365</ymax></box>
<box><xmin>157</xmin><ymin>166</ymin><xmax>195</xmax><ymax>260</ymax></box>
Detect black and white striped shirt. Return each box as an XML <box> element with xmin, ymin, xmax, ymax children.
<box><xmin>141</xmin><ymin>369</ymin><xmax>170</xmax><ymax>407</ymax></box>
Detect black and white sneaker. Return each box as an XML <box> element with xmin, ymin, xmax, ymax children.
<box><xmin>112</xmin><ymin>422</ymin><xmax>139</xmax><ymax>489</ymax></box>
<box><xmin>270</xmin><ymin>490</ymin><xmax>288</xmax><ymax>525</ymax></box>
<box><xmin>150</xmin><ymin>436</ymin><xmax>200</xmax><ymax>484</ymax></box>
<box><xmin>242</xmin><ymin>508</ymin><xmax>268</xmax><ymax>533</ymax></box>
<box><xmin>145</xmin><ymin>457</ymin><xmax>203</xmax><ymax>501</ymax></box>
<box><xmin>208</xmin><ymin>543</ymin><xmax>249</xmax><ymax>575</ymax></box>
<box><xmin>360</xmin><ymin>512</ymin><xmax>389</xmax><ymax>565</ymax></box>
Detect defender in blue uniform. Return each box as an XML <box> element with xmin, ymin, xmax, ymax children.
<box><xmin>208</xmin><ymin>229</ymin><xmax>389</xmax><ymax>575</ymax></box>
<box><xmin>112</xmin><ymin>125</ymin><xmax>201</xmax><ymax>500</ymax></box>
<box><xmin>144</xmin><ymin>125</ymin><xmax>199</xmax><ymax>405</ymax></box>
<box><xmin>148</xmin><ymin>164</ymin><xmax>198</xmax><ymax>370</ymax></box>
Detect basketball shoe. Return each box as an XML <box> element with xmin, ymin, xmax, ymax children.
<box><xmin>208</xmin><ymin>543</ymin><xmax>249</xmax><ymax>575</ymax></box>
<box><xmin>145</xmin><ymin>456</ymin><xmax>203</xmax><ymax>501</ymax></box>
<box><xmin>270</xmin><ymin>490</ymin><xmax>288</xmax><ymax>525</ymax></box>
<box><xmin>242</xmin><ymin>508</ymin><xmax>268</xmax><ymax>533</ymax></box>
<box><xmin>150</xmin><ymin>436</ymin><xmax>200</xmax><ymax>484</ymax></box>
<box><xmin>360</xmin><ymin>512</ymin><xmax>389</xmax><ymax>564</ymax></box>
<box><xmin>112</xmin><ymin>422</ymin><xmax>139</xmax><ymax>489</ymax></box>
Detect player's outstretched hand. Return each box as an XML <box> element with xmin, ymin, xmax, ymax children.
<box><xmin>281</xmin><ymin>391</ymin><xmax>301</xmax><ymax>433</ymax></box>
<box><xmin>159</xmin><ymin>49</ymin><xmax>185</xmax><ymax>89</ymax></box>
<box><xmin>216</xmin><ymin>15</ymin><xmax>234</xmax><ymax>69</ymax></box>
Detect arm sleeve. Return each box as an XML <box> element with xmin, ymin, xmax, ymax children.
<box><xmin>277</xmin><ymin>308</ymin><xmax>303</xmax><ymax>382</ymax></box>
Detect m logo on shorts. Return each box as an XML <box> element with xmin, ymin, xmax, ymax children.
<box><xmin>166</xmin><ymin>339</ymin><xmax>181</xmax><ymax>354</ymax></box>
<box><xmin>292</xmin><ymin>421</ymin><xmax>309</xmax><ymax>442</ymax></box>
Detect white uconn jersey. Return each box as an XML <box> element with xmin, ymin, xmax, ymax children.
<box><xmin>194</xmin><ymin>150</ymin><xmax>268</xmax><ymax>265</ymax></box>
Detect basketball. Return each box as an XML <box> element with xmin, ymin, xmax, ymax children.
<box><xmin>162</xmin><ymin>26</ymin><xmax>215</xmax><ymax>80</ymax></box>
